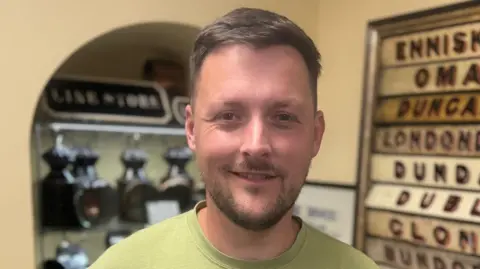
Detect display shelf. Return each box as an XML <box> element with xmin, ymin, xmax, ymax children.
<box><xmin>32</xmin><ymin>119</ymin><xmax>194</xmax><ymax>266</ymax></box>
<box><xmin>40</xmin><ymin>217</ymin><xmax>148</xmax><ymax>235</ymax></box>
<box><xmin>48</xmin><ymin>122</ymin><xmax>185</xmax><ymax>136</ymax></box>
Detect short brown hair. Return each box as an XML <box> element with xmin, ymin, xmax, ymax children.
<box><xmin>189</xmin><ymin>7</ymin><xmax>321</xmax><ymax>109</ymax></box>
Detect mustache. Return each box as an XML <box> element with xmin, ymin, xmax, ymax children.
<box><xmin>225</xmin><ymin>157</ymin><xmax>285</xmax><ymax>177</ymax></box>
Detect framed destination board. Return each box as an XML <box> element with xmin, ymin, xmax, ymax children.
<box><xmin>355</xmin><ymin>2</ymin><xmax>480</xmax><ymax>269</ymax></box>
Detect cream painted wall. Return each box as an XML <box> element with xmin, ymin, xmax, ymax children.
<box><xmin>0</xmin><ymin>0</ymin><xmax>469</xmax><ymax>268</ymax></box>
<box><xmin>311</xmin><ymin>0</ymin><xmax>465</xmax><ymax>186</ymax></box>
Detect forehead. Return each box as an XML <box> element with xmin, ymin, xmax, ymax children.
<box><xmin>194</xmin><ymin>44</ymin><xmax>312</xmax><ymax>108</ymax></box>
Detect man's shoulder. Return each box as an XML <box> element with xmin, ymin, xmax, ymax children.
<box><xmin>88</xmin><ymin>212</ymin><xmax>191</xmax><ymax>269</ymax></box>
<box><xmin>304</xmin><ymin>224</ymin><xmax>380</xmax><ymax>269</ymax></box>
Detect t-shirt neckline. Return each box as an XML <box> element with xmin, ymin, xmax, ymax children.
<box><xmin>186</xmin><ymin>200</ymin><xmax>307</xmax><ymax>269</ymax></box>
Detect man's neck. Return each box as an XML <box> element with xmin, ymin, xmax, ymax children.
<box><xmin>197</xmin><ymin>198</ymin><xmax>300</xmax><ymax>261</ymax></box>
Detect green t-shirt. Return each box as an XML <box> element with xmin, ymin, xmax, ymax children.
<box><xmin>89</xmin><ymin>201</ymin><xmax>379</xmax><ymax>269</ymax></box>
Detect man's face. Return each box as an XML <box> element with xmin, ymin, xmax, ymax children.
<box><xmin>185</xmin><ymin>44</ymin><xmax>324</xmax><ymax>231</ymax></box>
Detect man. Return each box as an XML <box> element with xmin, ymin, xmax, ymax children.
<box><xmin>89</xmin><ymin>7</ymin><xmax>379</xmax><ymax>269</ymax></box>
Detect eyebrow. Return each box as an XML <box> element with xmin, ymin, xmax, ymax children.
<box><xmin>207</xmin><ymin>98</ymin><xmax>304</xmax><ymax>112</ymax></box>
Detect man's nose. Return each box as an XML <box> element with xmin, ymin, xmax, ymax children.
<box><xmin>240</xmin><ymin>117</ymin><xmax>272</xmax><ymax>157</ymax></box>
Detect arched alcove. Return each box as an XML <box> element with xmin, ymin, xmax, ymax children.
<box><xmin>30</xmin><ymin>21</ymin><xmax>202</xmax><ymax>269</ymax></box>
<box><xmin>53</xmin><ymin>21</ymin><xmax>200</xmax><ymax>80</ymax></box>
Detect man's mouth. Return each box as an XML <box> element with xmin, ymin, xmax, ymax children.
<box><xmin>229</xmin><ymin>171</ymin><xmax>277</xmax><ymax>181</ymax></box>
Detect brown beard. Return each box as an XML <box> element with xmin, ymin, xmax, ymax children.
<box><xmin>207</xmin><ymin>182</ymin><xmax>300</xmax><ymax>231</ymax></box>
<box><xmin>204</xmin><ymin>158</ymin><xmax>311</xmax><ymax>231</ymax></box>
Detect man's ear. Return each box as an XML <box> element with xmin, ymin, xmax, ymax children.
<box><xmin>312</xmin><ymin>110</ymin><xmax>325</xmax><ymax>157</ymax></box>
<box><xmin>185</xmin><ymin>104</ymin><xmax>196</xmax><ymax>151</ymax></box>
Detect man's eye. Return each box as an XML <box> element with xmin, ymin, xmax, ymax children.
<box><xmin>217</xmin><ymin>112</ymin><xmax>237</xmax><ymax>121</ymax></box>
<box><xmin>275</xmin><ymin>113</ymin><xmax>297</xmax><ymax>122</ymax></box>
